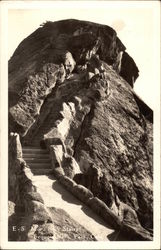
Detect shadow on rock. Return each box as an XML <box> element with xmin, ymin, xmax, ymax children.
<box><xmin>46</xmin><ymin>174</ymin><xmax>57</xmax><ymax>181</ymax></box>
<box><xmin>81</xmin><ymin>203</ymin><xmax>113</xmax><ymax>229</ymax></box>
<box><xmin>52</xmin><ymin>181</ymin><xmax>81</xmax><ymax>205</ymax></box>
<box><xmin>107</xmin><ymin>230</ymin><xmax>127</xmax><ymax>241</ymax></box>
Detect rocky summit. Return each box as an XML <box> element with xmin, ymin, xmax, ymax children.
<box><xmin>9</xmin><ymin>19</ymin><xmax>153</xmax><ymax>241</ymax></box>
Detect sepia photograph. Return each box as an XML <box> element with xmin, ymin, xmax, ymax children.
<box><xmin>0</xmin><ymin>1</ymin><xmax>160</xmax><ymax>249</ymax></box>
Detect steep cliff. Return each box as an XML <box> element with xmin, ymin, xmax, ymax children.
<box><xmin>9</xmin><ymin>19</ymin><xmax>153</xmax><ymax>240</ymax></box>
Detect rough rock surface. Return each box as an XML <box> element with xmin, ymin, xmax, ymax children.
<box><xmin>48</xmin><ymin>207</ymin><xmax>96</xmax><ymax>241</ymax></box>
<box><xmin>9</xmin><ymin>19</ymin><xmax>153</xmax><ymax>240</ymax></box>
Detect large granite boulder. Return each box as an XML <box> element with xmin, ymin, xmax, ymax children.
<box><xmin>9</xmin><ymin>19</ymin><xmax>153</xmax><ymax>240</ymax></box>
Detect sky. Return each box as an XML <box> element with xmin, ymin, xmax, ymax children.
<box><xmin>7</xmin><ymin>1</ymin><xmax>160</xmax><ymax>110</ymax></box>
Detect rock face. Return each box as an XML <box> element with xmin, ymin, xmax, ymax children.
<box><xmin>9</xmin><ymin>19</ymin><xmax>153</xmax><ymax>240</ymax></box>
<box><xmin>48</xmin><ymin>207</ymin><xmax>96</xmax><ymax>241</ymax></box>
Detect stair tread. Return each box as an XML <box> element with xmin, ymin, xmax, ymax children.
<box><xmin>24</xmin><ymin>158</ymin><xmax>51</xmax><ymax>163</ymax></box>
<box><xmin>28</xmin><ymin>162</ymin><xmax>51</xmax><ymax>166</ymax></box>
<box><xmin>28</xmin><ymin>168</ymin><xmax>52</xmax><ymax>171</ymax></box>
<box><xmin>24</xmin><ymin>155</ymin><xmax>50</xmax><ymax>158</ymax></box>
<box><xmin>29</xmin><ymin>166</ymin><xmax>51</xmax><ymax>169</ymax></box>
<box><xmin>23</xmin><ymin>150</ymin><xmax>49</xmax><ymax>154</ymax></box>
<box><xmin>23</xmin><ymin>156</ymin><xmax>49</xmax><ymax>160</ymax></box>
<box><xmin>23</xmin><ymin>153</ymin><xmax>49</xmax><ymax>156</ymax></box>
<box><xmin>23</xmin><ymin>150</ymin><xmax>49</xmax><ymax>152</ymax></box>
<box><xmin>31</xmin><ymin>169</ymin><xmax>52</xmax><ymax>175</ymax></box>
<box><xmin>23</xmin><ymin>148</ymin><xmax>48</xmax><ymax>150</ymax></box>
<box><xmin>27</xmin><ymin>164</ymin><xmax>51</xmax><ymax>169</ymax></box>
<box><xmin>23</xmin><ymin>154</ymin><xmax>50</xmax><ymax>156</ymax></box>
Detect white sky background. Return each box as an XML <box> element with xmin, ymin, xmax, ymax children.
<box><xmin>7</xmin><ymin>1</ymin><xmax>160</xmax><ymax>110</ymax></box>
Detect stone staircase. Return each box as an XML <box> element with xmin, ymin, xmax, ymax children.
<box><xmin>22</xmin><ymin>147</ymin><xmax>52</xmax><ymax>175</ymax></box>
<box><xmin>25</xmin><ymin>103</ymin><xmax>63</xmax><ymax>147</ymax></box>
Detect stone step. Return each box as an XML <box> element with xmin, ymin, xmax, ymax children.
<box><xmin>22</xmin><ymin>148</ymin><xmax>49</xmax><ymax>154</ymax></box>
<box><xmin>30</xmin><ymin>138</ymin><xmax>42</xmax><ymax>140</ymax></box>
<box><xmin>22</xmin><ymin>145</ymin><xmax>42</xmax><ymax>148</ymax></box>
<box><xmin>31</xmin><ymin>136</ymin><xmax>44</xmax><ymax>139</ymax></box>
<box><xmin>28</xmin><ymin>139</ymin><xmax>42</xmax><ymax>141</ymax></box>
<box><xmin>23</xmin><ymin>146</ymin><xmax>47</xmax><ymax>150</ymax></box>
<box><xmin>23</xmin><ymin>153</ymin><xmax>49</xmax><ymax>158</ymax></box>
<box><xmin>26</xmin><ymin>162</ymin><xmax>51</xmax><ymax>169</ymax></box>
<box><xmin>33</xmin><ymin>141</ymin><xmax>42</xmax><ymax>143</ymax></box>
<box><xmin>30</xmin><ymin>142</ymin><xmax>42</xmax><ymax>145</ymax></box>
<box><xmin>31</xmin><ymin>140</ymin><xmax>42</xmax><ymax>143</ymax></box>
<box><xmin>30</xmin><ymin>145</ymin><xmax>46</xmax><ymax>148</ymax></box>
<box><xmin>31</xmin><ymin>169</ymin><xmax>52</xmax><ymax>175</ymax></box>
<box><xmin>29</xmin><ymin>144</ymin><xmax>42</xmax><ymax>147</ymax></box>
<box><xmin>24</xmin><ymin>157</ymin><xmax>51</xmax><ymax>163</ymax></box>
<box><xmin>31</xmin><ymin>142</ymin><xmax>45</xmax><ymax>145</ymax></box>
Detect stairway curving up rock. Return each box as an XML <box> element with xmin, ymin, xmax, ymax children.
<box><xmin>22</xmin><ymin>146</ymin><xmax>115</xmax><ymax>241</ymax></box>
<box><xmin>25</xmin><ymin>102</ymin><xmax>63</xmax><ymax>147</ymax></box>
<box><xmin>22</xmin><ymin>147</ymin><xmax>52</xmax><ymax>175</ymax></box>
